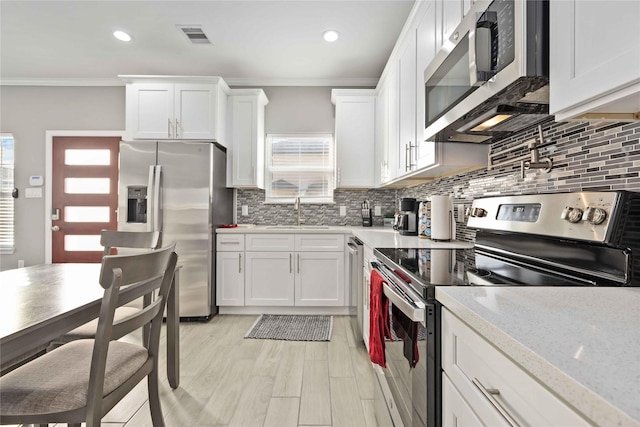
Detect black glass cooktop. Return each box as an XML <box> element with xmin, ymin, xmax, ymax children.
<box><xmin>374</xmin><ymin>247</ymin><xmax>474</xmax><ymax>298</ymax></box>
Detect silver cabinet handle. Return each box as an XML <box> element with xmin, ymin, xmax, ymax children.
<box><xmin>405</xmin><ymin>144</ymin><xmax>410</xmax><ymax>171</ymax></box>
<box><xmin>238</xmin><ymin>253</ymin><xmax>242</xmax><ymax>273</ymax></box>
<box><xmin>168</xmin><ymin>118</ymin><xmax>172</xmax><ymax>138</ymax></box>
<box><xmin>472</xmin><ymin>378</ymin><xmax>519</xmax><ymax>427</ymax></box>
<box><xmin>220</xmin><ymin>241</ymin><xmax>239</xmax><ymax>245</ymax></box>
<box><xmin>290</xmin><ymin>253</ymin><xmax>293</xmax><ymax>273</ymax></box>
<box><xmin>297</xmin><ymin>254</ymin><xmax>300</xmax><ymax>274</ymax></box>
<box><xmin>175</xmin><ymin>119</ymin><xmax>180</xmax><ymax>138</ymax></box>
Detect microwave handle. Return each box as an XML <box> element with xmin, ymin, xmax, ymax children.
<box><xmin>469</xmin><ymin>11</ymin><xmax>498</xmax><ymax>86</ymax></box>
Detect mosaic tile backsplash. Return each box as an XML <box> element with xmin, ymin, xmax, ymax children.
<box><xmin>236</xmin><ymin>120</ymin><xmax>640</xmax><ymax>242</ymax></box>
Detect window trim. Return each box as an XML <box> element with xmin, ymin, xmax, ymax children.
<box><xmin>265</xmin><ymin>133</ymin><xmax>335</xmax><ymax>204</ymax></box>
<box><xmin>0</xmin><ymin>133</ymin><xmax>15</xmax><ymax>254</ymax></box>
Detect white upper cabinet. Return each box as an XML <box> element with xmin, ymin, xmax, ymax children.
<box><xmin>550</xmin><ymin>1</ymin><xmax>640</xmax><ymax>121</ymax></box>
<box><xmin>227</xmin><ymin>89</ymin><xmax>269</xmax><ymax>189</ymax></box>
<box><xmin>332</xmin><ymin>90</ymin><xmax>376</xmax><ymax>188</ymax></box>
<box><xmin>123</xmin><ymin>76</ymin><xmax>229</xmax><ymax>142</ymax></box>
<box><xmin>374</xmin><ymin>0</ymin><xmax>487</xmax><ymax>187</ymax></box>
<box><xmin>397</xmin><ymin>33</ymin><xmax>418</xmax><ymax>175</ymax></box>
<box><xmin>435</xmin><ymin>0</ymin><xmax>464</xmax><ymax>49</ymax></box>
<box><xmin>375</xmin><ymin>65</ymin><xmax>399</xmax><ymax>186</ymax></box>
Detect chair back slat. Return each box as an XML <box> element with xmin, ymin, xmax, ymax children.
<box><xmin>101</xmin><ymin>230</ymin><xmax>161</xmax><ymax>256</ymax></box>
<box><xmin>111</xmin><ymin>298</ymin><xmax>164</xmax><ymax>341</ymax></box>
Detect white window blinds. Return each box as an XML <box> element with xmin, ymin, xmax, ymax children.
<box><xmin>266</xmin><ymin>134</ymin><xmax>335</xmax><ymax>203</ymax></box>
<box><xmin>0</xmin><ymin>135</ymin><xmax>15</xmax><ymax>253</ymax></box>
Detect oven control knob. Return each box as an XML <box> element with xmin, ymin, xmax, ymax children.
<box><xmin>561</xmin><ymin>207</ymin><xmax>583</xmax><ymax>223</ymax></box>
<box><xmin>582</xmin><ymin>207</ymin><xmax>607</xmax><ymax>225</ymax></box>
<box><xmin>471</xmin><ymin>207</ymin><xmax>487</xmax><ymax>218</ymax></box>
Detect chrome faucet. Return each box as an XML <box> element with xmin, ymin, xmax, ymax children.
<box><xmin>294</xmin><ymin>196</ymin><xmax>302</xmax><ymax>226</ymax></box>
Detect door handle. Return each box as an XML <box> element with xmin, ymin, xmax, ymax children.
<box><xmin>51</xmin><ymin>225</ymin><xmax>60</xmax><ymax>232</ymax></box>
<box><xmin>168</xmin><ymin>118</ymin><xmax>173</xmax><ymax>138</ymax></box>
<box><xmin>239</xmin><ymin>253</ymin><xmax>242</xmax><ymax>273</ymax></box>
<box><xmin>290</xmin><ymin>253</ymin><xmax>293</xmax><ymax>273</ymax></box>
<box><xmin>297</xmin><ymin>254</ymin><xmax>300</xmax><ymax>274</ymax></box>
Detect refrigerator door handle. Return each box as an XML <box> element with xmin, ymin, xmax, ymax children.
<box><xmin>147</xmin><ymin>165</ymin><xmax>156</xmax><ymax>232</ymax></box>
<box><xmin>153</xmin><ymin>165</ymin><xmax>163</xmax><ymax>232</ymax></box>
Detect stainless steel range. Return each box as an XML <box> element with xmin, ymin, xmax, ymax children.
<box><xmin>370</xmin><ymin>191</ymin><xmax>639</xmax><ymax>427</ymax></box>
<box><xmin>467</xmin><ymin>191</ymin><xmax>640</xmax><ymax>286</ymax></box>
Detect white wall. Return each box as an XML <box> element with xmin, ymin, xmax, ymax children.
<box><xmin>0</xmin><ymin>86</ymin><xmax>125</xmax><ymax>269</ymax></box>
<box><xmin>262</xmin><ymin>86</ymin><xmax>335</xmax><ymax>134</ymax></box>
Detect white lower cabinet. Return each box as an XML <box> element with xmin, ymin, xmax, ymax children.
<box><xmin>245</xmin><ymin>252</ymin><xmax>295</xmax><ymax>306</ymax></box>
<box><xmin>215</xmin><ymin>251</ymin><xmax>245</xmax><ymax>306</ymax></box>
<box><xmin>441</xmin><ymin>308</ymin><xmax>590</xmax><ymax>426</ymax></box>
<box><xmin>216</xmin><ymin>233</ymin><xmax>346</xmax><ymax>308</ymax></box>
<box><xmin>295</xmin><ymin>252</ymin><xmax>344</xmax><ymax>306</ymax></box>
<box><xmin>442</xmin><ymin>374</ymin><xmax>483</xmax><ymax>426</ymax></box>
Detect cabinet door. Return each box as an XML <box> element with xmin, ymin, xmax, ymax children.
<box><xmin>174</xmin><ymin>84</ymin><xmax>217</xmax><ymax>140</ymax></box>
<box><xmin>442</xmin><ymin>374</ymin><xmax>484</xmax><ymax>426</ymax></box>
<box><xmin>335</xmin><ymin>95</ymin><xmax>376</xmax><ymax>188</ymax></box>
<box><xmin>295</xmin><ymin>252</ymin><xmax>344</xmax><ymax>306</ymax></box>
<box><xmin>550</xmin><ymin>1</ymin><xmax>640</xmax><ymax>119</ymax></box>
<box><xmin>228</xmin><ymin>95</ymin><xmax>264</xmax><ymax>188</ymax></box>
<box><xmin>245</xmin><ymin>252</ymin><xmax>295</xmax><ymax>306</ymax></box>
<box><xmin>216</xmin><ymin>251</ymin><xmax>244</xmax><ymax>306</ymax></box>
<box><xmin>397</xmin><ymin>34</ymin><xmax>417</xmax><ymax>175</ymax></box>
<box><xmin>415</xmin><ymin>0</ymin><xmax>438</xmax><ymax>169</ymax></box>
<box><xmin>127</xmin><ymin>83</ymin><xmax>173</xmax><ymax>139</ymax></box>
<box><xmin>362</xmin><ymin>266</ymin><xmax>370</xmax><ymax>350</ymax></box>
<box><xmin>436</xmin><ymin>0</ymin><xmax>464</xmax><ymax>49</ymax></box>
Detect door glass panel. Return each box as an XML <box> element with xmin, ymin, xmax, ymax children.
<box><xmin>64</xmin><ymin>235</ymin><xmax>102</xmax><ymax>251</ymax></box>
<box><xmin>64</xmin><ymin>206</ymin><xmax>110</xmax><ymax>223</ymax></box>
<box><xmin>65</xmin><ymin>178</ymin><xmax>110</xmax><ymax>194</ymax></box>
<box><xmin>65</xmin><ymin>149</ymin><xmax>111</xmax><ymax>165</ymax></box>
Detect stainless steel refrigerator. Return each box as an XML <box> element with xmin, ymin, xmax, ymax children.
<box><xmin>118</xmin><ymin>140</ymin><xmax>233</xmax><ymax>320</ymax></box>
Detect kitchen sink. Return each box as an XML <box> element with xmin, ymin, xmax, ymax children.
<box><xmin>265</xmin><ymin>225</ymin><xmax>330</xmax><ymax>229</ymax></box>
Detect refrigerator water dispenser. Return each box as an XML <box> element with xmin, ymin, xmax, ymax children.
<box><xmin>127</xmin><ymin>186</ymin><xmax>147</xmax><ymax>223</ymax></box>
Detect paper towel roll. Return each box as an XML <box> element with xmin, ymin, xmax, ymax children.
<box><xmin>430</xmin><ymin>195</ymin><xmax>453</xmax><ymax>241</ymax></box>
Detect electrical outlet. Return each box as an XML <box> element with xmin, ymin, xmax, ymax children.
<box><xmin>241</xmin><ymin>205</ymin><xmax>248</xmax><ymax>216</ymax></box>
<box><xmin>18</xmin><ymin>259</ymin><xmax>24</xmax><ymax>268</ymax></box>
<box><xmin>375</xmin><ymin>206</ymin><xmax>382</xmax><ymax>216</ymax></box>
<box><xmin>340</xmin><ymin>206</ymin><xmax>347</xmax><ymax>216</ymax></box>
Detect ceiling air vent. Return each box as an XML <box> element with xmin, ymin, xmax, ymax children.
<box><xmin>177</xmin><ymin>26</ymin><xmax>211</xmax><ymax>44</ymax></box>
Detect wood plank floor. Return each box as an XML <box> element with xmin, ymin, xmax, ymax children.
<box><xmin>48</xmin><ymin>314</ymin><xmax>378</xmax><ymax>427</ymax></box>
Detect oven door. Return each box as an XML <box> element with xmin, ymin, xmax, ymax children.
<box><xmin>373</xmin><ymin>263</ymin><xmax>429</xmax><ymax>427</ymax></box>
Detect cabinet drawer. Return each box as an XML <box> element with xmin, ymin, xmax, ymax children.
<box><xmin>442</xmin><ymin>308</ymin><xmax>589</xmax><ymax>426</ymax></box>
<box><xmin>246</xmin><ymin>234</ymin><xmax>295</xmax><ymax>251</ymax></box>
<box><xmin>216</xmin><ymin>234</ymin><xmax>245</xmax><ymax>251</ymax></box>
<box><xmin>295</xmin><ymin>234</ymin><xmax>345</xmax><ymax>251</ymax></box>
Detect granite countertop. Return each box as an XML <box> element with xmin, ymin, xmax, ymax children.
<box><xmin>436</xmin><ymin>286</ymin><xmax>640</xmax><ymax>426</ymax></box>
<box><xmin>216</xmin><ymin>225</ymin><xmax>473</xmax><ymax>250</ymax></box>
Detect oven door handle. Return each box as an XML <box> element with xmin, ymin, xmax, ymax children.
<box><xmin>382</xmin><ymin>282</ymin><xmax>425</xmax><ymax>322</ymax></box>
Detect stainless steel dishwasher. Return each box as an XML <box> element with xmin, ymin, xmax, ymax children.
<box><xmin>347</xmin><ymin>236</ymin><xmax>364</xmax><ymax>342</ymax></box>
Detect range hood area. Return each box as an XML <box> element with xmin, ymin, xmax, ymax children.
<box><xmin>433</xmin><ymin>80</ymin><xmax>551</xmax><ymax>144</ymax></box>
<box><xmin>423</xmin><ymin>0</ymin><xmax>551</xmax><ymax>144</ymax></box>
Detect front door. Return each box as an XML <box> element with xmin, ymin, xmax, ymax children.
<box><xmin>52</xmin><ymin>137</ymin><xmax>119</xmax><ymax>263</ymax></box>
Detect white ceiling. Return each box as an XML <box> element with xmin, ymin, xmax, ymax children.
<box><xmin>0</xmin><ymin>0</ymin><xmax>415</xmax><ymax>86</ymax></box>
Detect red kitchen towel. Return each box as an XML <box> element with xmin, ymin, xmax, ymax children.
<box><xmin>369</xmin><ymin>269</ymin><xmax>391</xmax><ymax>368</ymax></box>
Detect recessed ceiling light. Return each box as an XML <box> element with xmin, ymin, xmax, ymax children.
<box><xmin>113</xmin><ymin>31</ymin><xmax>132</xmax><ymax>42</ymax></box>
<box><xmin>322</xmin><ymin>30</ymin><xmax>339</xmax><ymax>42</ymax></box>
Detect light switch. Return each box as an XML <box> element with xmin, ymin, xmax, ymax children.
<box><xmin>340</xmin><ymin>206</ymin><xmax>346</xmax><ymax>216</ymax></box>
<box><xmin>457</xmin><ymin>204</ymin><xmax>465</xmax><ymax>223</ymax></box>
<box><xmin>374</xmin><ymin>206</ymin><xmax>382</xmax><ymax>216</ymax></box>
<box><xmin>25</xmin><ymin>188</ymin><xmax>43</xmax><ymax>198</ymax></box>
<box><xmin>241</xmin><ymin>205</ymin><xmax>248</xmax><ymax>216</ymax></box>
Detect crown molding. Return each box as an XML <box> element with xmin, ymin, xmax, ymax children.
<box><xmin>0</xmin><ymin>76</ymin><xmax>379</xmax><ymax>88</ymax></box>
<box><xmin>220</xmin><ymin>77</ymin><xmax>379</xmax><ymax>87</ymax></box>
<box><xmin>0</xmin><ymin>77</ymin><xmax>124</xmax><ymax>86</ymax></box>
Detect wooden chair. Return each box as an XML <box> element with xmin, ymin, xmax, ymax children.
<box><xmin>52</xmin><ymin>230</ymin><xmax>162</xmax><ymax>345</ymax></box>
<box><xmin>0</xmin><ymin>244</ymin><xmax>178</xmax><ymax>427</ymax></box>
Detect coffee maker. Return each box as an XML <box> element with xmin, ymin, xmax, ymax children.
<box><xmin>397</xmin><ymin>198</ymin><xmax>419</xmax><ymax>235</ymax></box>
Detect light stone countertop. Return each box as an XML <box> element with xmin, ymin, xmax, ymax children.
<box><xmin>436</xmin><ymin>286</ymin><xmax>640</xmax><ymax>426</ymax></box>
<box><xmin>216</xmin><ymin>225</ymin><xmax>473</xmax><ymax>250</ymax></box>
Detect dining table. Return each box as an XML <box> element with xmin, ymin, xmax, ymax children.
<box><xmin>0</xmin><ymin>263</ymin><xmax>180</xmax><ymax>389</ymax></box>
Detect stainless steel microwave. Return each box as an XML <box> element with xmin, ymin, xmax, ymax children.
<box><xmin>424</xmin><ymin>0</ymin><xmax>549</xmax><ymax>144</ymax></box>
